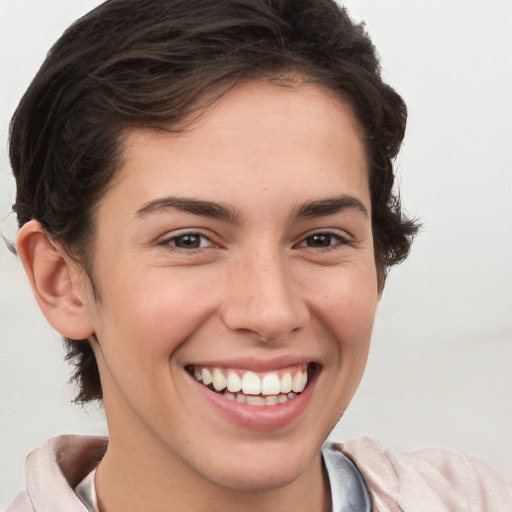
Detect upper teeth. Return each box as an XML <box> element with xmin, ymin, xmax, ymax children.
<box><xmin>191</xmin><ymin>366</ymin><xmax>309</xmax><ymax>396</ymax></box>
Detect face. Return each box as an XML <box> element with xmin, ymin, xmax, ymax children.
<box><xmin>79</xmin><ymin>82</ymin><xmax>378</xmax><ymax>492</ymax></box>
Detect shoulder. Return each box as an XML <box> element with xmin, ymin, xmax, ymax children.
<box><xmin>7</xmin><ymin>492</ymin><xmax>34</xmax><ymax>512</ymax></box>
<box><xmin>335</xmin><ymin>436</ymin><xmax>512</xmax><ymax>512</ymax></box>
<box><xmin>7</xmin><ymin>435</ymin><xmax>107</xmax><ymax>512</ymax></box>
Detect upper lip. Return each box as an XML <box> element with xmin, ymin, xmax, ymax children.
<box><xmin>185</xmin><ymin>355</ymin><xmax>318</xmax><ymax>372</ymax></box>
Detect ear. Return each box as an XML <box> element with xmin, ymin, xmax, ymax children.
<box><xmin>16</xmin><ymin>220</ymin><xmax>95</xmax><ymax>340</ymax></box>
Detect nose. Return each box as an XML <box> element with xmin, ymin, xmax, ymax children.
<box><xmin>220</xmin><ymin>249</ymin><xmax>310</xmax><ymax>342</ymax></box>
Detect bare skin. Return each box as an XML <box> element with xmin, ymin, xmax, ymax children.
<box><xmin>18</xmin><ymin>81</ymin><xmax>377</xmax><ymax>511</ymax></box>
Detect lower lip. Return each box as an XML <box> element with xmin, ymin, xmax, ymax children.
<box><xmin>190</xmin><ymin>373</ymin><xmax>315</xmax><ymax>432</ymax></box>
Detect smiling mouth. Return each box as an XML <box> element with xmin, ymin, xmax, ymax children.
<box><xmin>186</xmin><ymin>364</ymin><xmax>315</xmax><ymax>406</ymax></box>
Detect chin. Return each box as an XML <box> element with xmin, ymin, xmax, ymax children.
<box><xmin>205</xmin><ymin>460</ymin><xmax>308</xmax><ymax>492</ymax></box>
<box><xmin>188</xmin><ymin>436</ymin><xmax>323</xmax><ymax>493</ymax></box>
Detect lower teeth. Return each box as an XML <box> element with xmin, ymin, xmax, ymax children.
<box><xmin>217</xmin><ymin>388</ymin><xmax>298</xmax><ymax>406</ymax></box>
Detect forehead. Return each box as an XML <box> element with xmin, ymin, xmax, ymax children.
<box><xmin>105</xmin><ymin>81</ymin><xmax>370</xmax><ymax>216</ymax></box>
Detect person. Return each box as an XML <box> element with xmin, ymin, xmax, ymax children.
<box><xmin>5</xmin><ymin>0</ymin><xmax>512</xmax><ymax>510</ymax></box>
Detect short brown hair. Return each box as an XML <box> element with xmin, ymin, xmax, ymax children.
<box><xmin>10</xmin><ymin>0</ymin><xmax>418</xmax><ymax>403</ymax></box>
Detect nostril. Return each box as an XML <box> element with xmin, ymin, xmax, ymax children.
<box><xmin>221</xmin><ymin>300</ymin><xmax>309</xmax><ymax>343</ymax></box>
<box><xmin>219</xmin><ymin>255</ymin><xmax>309</xmax><ymax>340</ymax></box>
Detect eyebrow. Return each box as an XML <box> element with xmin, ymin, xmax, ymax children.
<box><xmin>295</xmin><ymin>195</ymin><xmax>368</xmax><ymax>219</ymax></box>
<box><xmin>135</xmin><ymin>194</ymin><xmax>368</xmax><ymax>223</ymax></box>
<box><xmin>136</xmin><ymin>196</ymin><xmax>241</xmax><ymax>223</ymax></box>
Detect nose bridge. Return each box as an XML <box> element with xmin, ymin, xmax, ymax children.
<box><xmin>221</xmin><ymin>245</ymin><xmax>308</xmax><ymax>341</ymax></box>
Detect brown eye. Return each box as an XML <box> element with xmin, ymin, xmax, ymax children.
<box><xmin>166</xmin><ymin>233</ymin><xmax>213</xmax><ymax>249</ymax></box>
<box><xmin>298</xmin><ymin>232</ymin><xmax>349</xmax><ymax>249</ymax></box>
<box><xmin>304</xmin><ymin>234</ymin><xmax>334</xmax><ymax>248</ymax></box>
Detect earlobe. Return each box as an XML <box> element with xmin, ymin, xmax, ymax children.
<box><xmin>16</xmin><ymin>220</ymin><xmax>95</xmax><ymax>340</ymax></box>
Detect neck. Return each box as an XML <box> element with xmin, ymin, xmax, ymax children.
<box><xmin>95</xmin><ymin>430</ymin><xmax>330</xmax><ymax>512</ymax></box>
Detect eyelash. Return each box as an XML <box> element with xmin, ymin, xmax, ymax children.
<box><xmin>295</xmin><ymin>230</ymin><xmax>351</xmax><ymax>251</ymax></box>
<box><xmin>159</xmin><ymin>229</ymin><xmax>351</xmax><ymax>253</ymax></box>
<box><xmin>160</xmin><ymin>231</ymin><xmax>216</xmax><ymax>251</ymax></box>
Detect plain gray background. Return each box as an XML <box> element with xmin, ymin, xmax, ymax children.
<box><xmin>1</xmin><ymin>0</ymin><xmax>511</xmax><ymax>508</ymax></box>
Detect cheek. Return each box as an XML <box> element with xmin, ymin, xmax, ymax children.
<box><xmin>314</xmin><ymin>265</ymin><xmax>378</xmax><ymax>330</ymax></box>
<box><xmin>92</xmin><ymin>271</ymin><xmax>219</xmax><ymax>366</ymax></box>
<box><xmin>309</xmin><ymin>265</ymin><xmax>378</xmax><ymax>379</ymax></box>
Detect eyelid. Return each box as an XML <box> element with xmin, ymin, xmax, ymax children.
<box><xmin>158</xmin><ymin>228</ymin><xmax>219</xmax><ymax>249</ymax></box>
<box><xmin>294</xmin><ymin>228</ymin><xmax>353</xmax><ymax>248</ymax></box>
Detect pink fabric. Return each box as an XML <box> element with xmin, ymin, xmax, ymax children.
<box><xmin>8</xmin><ymin>434</ymin><xmax>512</xmax><ymax>511</ymax></box>
<box><xmin>339</xmin><ymin>436</ymin><xmax>512</xmax><ymax>512</ymax></box>
<box><xmin>8</xmin><ymin>435</ymin><xmax>107</xmax><ymax>512</ymax></box>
